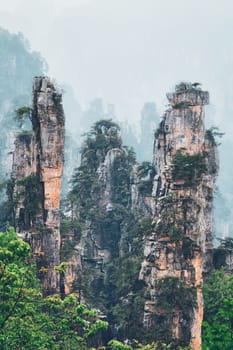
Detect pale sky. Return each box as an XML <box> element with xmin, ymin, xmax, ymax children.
<box><xmin>1</xmin><ymin>0</ymin><xmax>233</xmax><ymax>131</ymax></box>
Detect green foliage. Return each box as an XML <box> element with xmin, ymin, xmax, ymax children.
<box><xmin>140</xmin><ymin>277</ymin><xmax>196</xmax><ymax>346</ymax></box>
<box><xmin>202</xmin><ymin>269</ymin><xmax>233</xmax><ymax>349</ymax></box>
<box><xmin>65</xmin><ymin>120</ymin><xmax>151</xmax><ymax>343</ymax></box>
<box><xmin>182</xmin><ymin>237</ymin><xmax>199</xmax><ymax>259</ymax></box>
<box><xmin>137</xmin><ymin>216</ymin><xmax>153</xmax><ymax>237</ymax></box>
<box><xmin>68</xmin><ymin>119</ymin><xmax>126</xmax><ymax>221</ymax></box>
<box><xmin>60</xmin><ymin>219</ymin><xmax>83</xmax><ymax>259</ymax></box>
<box><xmin>108</xmin><ymin>339</ymin><xmax>133</xmax><ymax>350</ymax></box>
<box><xmin>0</xmin><ymin>227</ymin><xmax>45</xmax><ymax>348</ymax></box>
<box><xmin>15</xmin><ymin>106</ymin><xmax>32</xmax><ymax>126</ymax></box>
<box><xmin>0</xmin><ymin>228</ymin><xmax>108</xmax><ymax>349</ymax></box>
<box><xmin>137</xmin><ymin>162</ymin><xmax>155</xmax><ymax>196</ymax></box>
<box><xmin>81</xmin><ymin>119</ymin><xmax>122</xmax><ymax>164</ymax></box>
<box><xmin>0</xmin><ymin>174</ymin><xmax>42</xmax><ymax>229</ymax></box>
<box><xmin>105</xmin><ymin>340</ymin><xmax>192</xmax><ymax>350</ymax></box>
<box><xmin>154</xmin><ymin>121</ymin><xmax>164</xmax><ymax>139</ymax></box>
<box><xmin>167</xmin><ymin>224</ymin><xmax>183</xmax><ymax>241</ymax></box>
<box><xmin>110</xmin><ymin>149</ymin><xmax>136</xmax><ymax>206</ymax></box>
<box><xmin>93</xmin><ymin>208</ymin><xmax>122</xmax><ymax>257</ymax></box>
<box><xmin>0</xmin><ymin>227</ymin><xmax>196</xmax><ymax>349</ymax></box>
<box><xmin>69</xmin><ymin>163</ymin><xmax>100</xmax><ymax>219</ymax></box>
<box><xmin>55</xmin><ymin>261</ymin><xmax>68</xmax><ymax>275</ymax></box>
<box><xmin>172</xmin><ymin>151</ymin><xmax>206</xmax><ymax>186</ymax></box>
<box><xmin>99</xmin><ymin>215</ymin><xmax>151</xmax><ymax>341</ymax></box>
<box><xmin>16</xmin><ymin>174</ymin><xmax>42</xmax><ymax>228</ymax></box>
<box><xmin>0</xmin><ymin>179</ymin><xmax>16</xmax><ymax>226</ymax></box>
<box><xmin>136</xmin><ymin>342</ymin><xmax>192</xmax><ymax>350</ymax></box>
<box><xmin>205</xmin><ymin>126</ymin><xmax>225</xmax><ymax>146</ymax></box>
<box><xmin>153</xmin><ymin>197</ymin><xmax>188</xmax><ymax>243</ymax></box>
<box><xmin>217</xmin><ymin>237</ymin><xmax>233</xmax><ymax>250</ymax></box>
<box><xmin>213</xmin><ymin>238</ymin><xmax>233</xmax><ymax>269</ymax></box>
<box><xmin>138</xmin><ymin>162</ymin><xmax>154</xmax><ymax>179</ymax></box>
<box><xmin>38</xmin><ymin>294</ymin><xmax>108</xmax><ymax>349</ymax></box>
<box><xmin>156</xmin><ymin>277</ymin><xmax>196</xmax><ymax>315</ymax></box>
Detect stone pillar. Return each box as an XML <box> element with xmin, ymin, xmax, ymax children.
<box><xmin>12</xmin><ymin>77</ymin><xmax>65</xmax><ymax>295</ymax></box>
<box><xmin>140</xmin><ymin>82</ymin><xmax>218</xmax><ymax>349</ymax></box>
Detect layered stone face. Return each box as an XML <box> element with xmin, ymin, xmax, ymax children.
<box><xmin>11</xmin><ymin>77</ymin><xmax>65</xmax><ymax>295</ymax></box>
<box><xmin>139</xmin><ymin>83</ymin><xmax>218</xmax><ymax>349</ymax></box>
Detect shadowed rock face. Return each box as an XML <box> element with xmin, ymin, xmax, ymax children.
<box><xmin>139</xmin><ymin>83</ymin><xmax>218</xmax><ymax>349</ymax></box>
<box><xmin>12</xmin><ymin>76</ymin><xmax>65</xmax><ymax>295</ymax></box>
<box><xmin>63</xmin><ymin>132</ymin><xmax>125</xmax><ymax>297</ymax></box>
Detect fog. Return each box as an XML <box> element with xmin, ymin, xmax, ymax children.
<box><xmin>1</xmin><ymin>0</ymin><xmax>233</xmax><ymax>127</ymax></box>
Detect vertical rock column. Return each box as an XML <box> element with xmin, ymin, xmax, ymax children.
<box><xmin>140</xmin><ymin>83</ymin><xmax>218</xmax><ymax>349</ymax></box>
<box><xmin>32</xmin><ymin>77</ymin><xmax>65</xmax><ymax>295</ymax></box>
<box><xmin>12</xmin><ymin>77</ymin><xmax>65</xmax><ymax>295</ymax></box>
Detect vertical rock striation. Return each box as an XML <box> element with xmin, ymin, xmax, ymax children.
<box><xmin>139</xmin><ymin>83</ymin><xmax>218</xmax><ymax>349</ymax></box>
<box><xmin>11</xmin><ymin>77</ymin><xmax>65</xmax><ymax>295</ymax></box>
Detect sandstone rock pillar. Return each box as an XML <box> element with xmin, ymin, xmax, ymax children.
<box><xmin>140</xmin><ymin>82</ymin><xmax>218</xmax><ymax>349</ymax></box>
<box><xmin>12</xmin><ymin>77</ymin><xmax>65</xmax><ymax>295</ymax></box>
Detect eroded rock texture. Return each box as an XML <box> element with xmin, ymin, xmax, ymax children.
<box><xmin>63</xmin><ymin>123</ymin><xmax>127</xmax><ymax>297</ymax></box>
<box><xmin>139</xmin><ymin>82</ymin><xmax>218</xmax><ymax>349</ymax></box>
<box><xmin>11</xmin><ymin>77</ymin><xmax>65</xmax><ymax>295</ymax></box>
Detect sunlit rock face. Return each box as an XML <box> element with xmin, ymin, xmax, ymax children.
<box><xmin>139</xmin><ymin>82</ymin><xmax>218</xmax><ymax>349</ymax></box>
<box><xmin>11</xmin><ymin>77</ymin><xmax>65</xmax><ymax>295</ymax></box>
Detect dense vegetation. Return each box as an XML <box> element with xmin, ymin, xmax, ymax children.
<box><xmin>2</xmin><ymin>229</ymin><xmax>233</xmax><ymax>349</ymax></box>
<box><xmin>0</xmin><ymin>228</ymin><xmax>195</xmax><ymax>349</ymax></box>
<box><xmin>65</xmin><ymin>120</ymin><xmax>150</xmax><ymax>341</ymax></box>
<box><xmin>0</xmin><ymin>228</ymin><xmax>108</xmax><ymax>349</ymax></box>
<box><xmin>202</xmin><ymin>268</ymin><xmax>233</xmax><ymax>349</ymax></box>
<box><xmin>172</xmin><ymin>152</ymin><xmax>207</xmax><ymax>186</ymax></box>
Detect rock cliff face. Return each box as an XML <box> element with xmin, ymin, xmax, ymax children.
<box><xmin>62</xmin><ymin>120</ymin><xmax>149</xmax><ymax>340</ymax></box>
<box><xmin>11</xmin><ymin>77</ymin><xmax>65</xmax><ymax>295</ymax></box>
<box><xmin>63</xmin><ymin>122</ymin><xmax>127</xmax><ymax>298</ymax></box>
<box><xmin>139</xmin><ymin>83</ymin><xmax>218</xmax><ymax>349</ymax></box>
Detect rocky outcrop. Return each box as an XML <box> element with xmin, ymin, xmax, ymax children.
<box><xmin>11</xmin><ymin>77</ymin><xmax>65</xmax><ymax>295</ymax></box>
<box><xmin>63</xmin><ymin>122</ymin><xmax>125</xmax><ymax>297</ymax></box>
<box><xmin>139</xmin><ymin>83</ymin><xmax>218</xmax><ymax>349</ymax></box>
